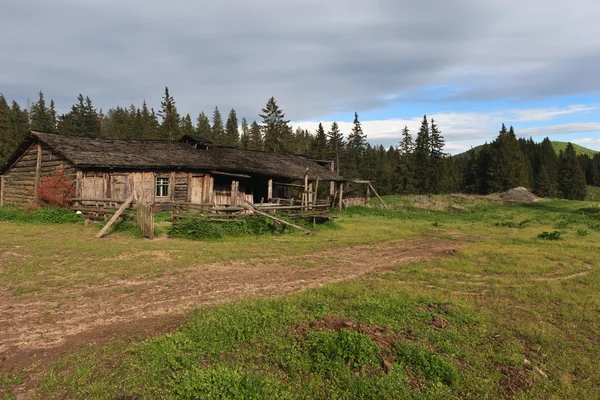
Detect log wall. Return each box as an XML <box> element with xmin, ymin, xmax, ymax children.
<box><xmin>2</xmin><ymin>143</ymin><xmax>76</xmax><ymax>206</ymax></box>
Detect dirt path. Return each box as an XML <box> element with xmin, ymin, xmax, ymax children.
<box><xmin>0</xmin><ymin>236</ymin><xmax>462</xmax><ymax>375</ymax></box>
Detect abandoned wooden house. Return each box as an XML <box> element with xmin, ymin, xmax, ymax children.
<box><xmin>0</xmin><ymin>132</ymin><xmax>347</xmax><ymax>219</ymax></box>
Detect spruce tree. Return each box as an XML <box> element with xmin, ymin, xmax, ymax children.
<box><xmin>49</xmin><ymin>99</ymin><xmax>58</xmax><ymax>132</ymax></box>
<box><xmin>248</xmin><ymin>121</ymin><xmax>263</xmax><ymax>150</ymax></box>
<box><xmin>260</xmin><ymin>97</ymin><xmax>290</xmax><ymax>153</ymax></box>
<box><xmin>311</xmin><ymin>123</ymin><xmax>328</xmax><ymax>159</ymax></box>
<box><xmin>327</xmin><ymin>122</ymin><xmax>345</xmax><ymax>174</ymax></box>
<box><xmin>347</xmin><ymin>112</ymin><xmax>367</xmax><ymax>172</ymax></box>
<box><xmin>535</xmin><ymin>137</ymin><xmax>559</xmax><ymax>197</ymax></box>
<box><xmin>396</xmin><ymin>126</ymin><xmax>414</xmax><ymax>193</ymax></box>
<box><xmin>212</xmin><ymin>106</ymin><xmax>225</xmax><ymax>145</ymax></box>
<box><xmin>592</xmin><ymin>154</ymin><xmax>600</xmax><ymax>187</ymax></box>
<box><xmin>224</xmin><ymin>108</ymin><xmax>240</xmax><ymax>147</ymax></box>
<box><xmin>429</xmin><ymin>119</ymin><xmax>445</xmax><ymax>193</ymax></box>
<box><xmin>181</xmin><ymin>113</ymin><xmax>195</xmax><ymax>136</ymax></box>
<box><xmin>158</xmin><ymin>87</ymin><xmax>181</xmax><ymax>140</ymax></box>
<box><xmin>141</xmin><ymin>101</ymin><xmax>159</xmax><ymax>139</ymax></box>
<box><xmin>8</xmin><ymin>101</ymin><xmax>29</xmax><ymax>156</ymax></box>
<box><xmin>196</xmin><ymin>111</ymin><xmax>212</xmax><ymax>140</ymax></box>
<box><xmin>486</xmin><ymin>124</ymin><xmax>528</xmax><ymax>192</ymax></box>
<box><xmin>0</xmin><ymin>94</ymin><xmax>11</xmax><ymax>162</ymax></box>
<box><xmin>413</xmin><ymin>115</ymin><xmax>431</xmax><ymax>193</ymax></box>
<box><xmin>30</xmin><ymin>91</ymin><xmax>53</xmax><ymax>132</ymax></box>
<box><xmin>558</xmin><ymin>143</ymin><xmax>587</xmax><ymax>200</ymax></box>
<box><xmin>240</xmin><ymin>117</ymin><xmax>250</xmax><ymax>149</ymax></box>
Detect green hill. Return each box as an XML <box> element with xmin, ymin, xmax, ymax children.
<box><xmin>455</xmin><ymin>141</ymin><xmax>598</xmax><ymax>159</ymax></box>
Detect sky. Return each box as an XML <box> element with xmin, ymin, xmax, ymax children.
<box><xmin>1</xmin><ymin>0</ymin><xmax>599</xmax><ymax>154</ymax></box>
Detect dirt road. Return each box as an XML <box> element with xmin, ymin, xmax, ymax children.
<box><xmin>0</xmin><ymin>235</ymin><xmax>462</xmax><ymax>373</ymax></box>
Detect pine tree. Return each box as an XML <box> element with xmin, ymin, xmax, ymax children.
<box><xmin>248</xmin><ymin>121</ymin><xmax>263</xmax><ymax>150</ymax></box>
<box><xmin>181</xmin><ymin>113</ymin><xmax>195</xmax><ymax>136</ymax></box>
<box><xmin>196</xmin><ymin>111</ymin><xmax>212</xmax><ymax>141</ymax></box>
<box><xmin>240</xmin><ymin>117</ymin><xmax>250</xmax><ymax>149</ymax></box>
<box><xmin>30</xmin><ymin>91</ymin><xmax>53</xmax><ymax>132</ymax></box>
<box><xmin>558</xmin><ymin>143</ymin><xmax>587</xmax><ymax>200</ymax></box>
<box><xmin>58</xmin><ymin>94</ymin><xmax>99</xmax><ymax>137</ymax></box>
<box><xmin>260</xmin><ymin>97</ymin><xmax>290</xmax><ymax>153</ymax></box>
<box><xmin>158</xmin><ymin>87</ymin><xmax>181</xmax><ymax>140</ymax></box>
<box><xmin>310</xmin><ymin>123</ymin><xmax>328</xmax><ymax>159</ymax></box>
<box><xmin>212</xmin><ymin>106</ymin><xmax>225</xmax><ymax>145</ymax></box>
<box><xmin>224</xmin><ymin>108</ymin><xmax>240</xmax><ymax>147</ymax></box>
<box><xmin>592</xmin><ymin>154</ymin><xmax>600</xmax><ymax>187</ymax></box>
<box><xmin>327</xmin><ymin>122</ymin><xmax>345</xmax><ymax>174</ymax></box>
<box><xmin>413</xmin><ymin>115</ymin><xmax>431</xmax><ymax>193</ymax></box>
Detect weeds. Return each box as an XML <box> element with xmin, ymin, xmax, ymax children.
<box><xmin>537</xmin><ymin>231</ymin><xmax>562</xmax><ymax>240</ymax></box>
<box><xmin>0</xmin><ymin>206</ymin><xmax>82</xmax><ymax>224</ymax></box>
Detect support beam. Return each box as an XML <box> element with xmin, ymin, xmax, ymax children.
<box><xmin>96</xmin><ymin>193</ymin><xmax>135</xmax><ymax>238</ymax></box>
<box><xmin>338</xmin><ymin>182</ymin><xmax>344</xmax><ymax>211</ymax></box>
<box><xmin>368</xmin><ymin>182</ymin><xmax>389</xmax><ymax>210</ymax></box>
<box><xmin>0</xmin><ymin>175</ymin><xmax>5</xmax><ymax>207</ymax></box>
<box><xmin>33</xmin><ymin>144</ymin><xmax>42</xmax><ymax>203</ymax></box>
<box><xmin>313</xmin><ymin>177</ymin><xmax>319</xmax><ymax>207</ymax></box>
<box><xmin>267</xmin><ymin>179</ymin><xmax>273</xmax><ymax>199</ymax></box>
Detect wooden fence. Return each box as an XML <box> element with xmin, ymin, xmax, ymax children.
<box><xmin>136</xmin><ymin>203</ymin><xmax>154</xmax><ymax>238</ymax></box>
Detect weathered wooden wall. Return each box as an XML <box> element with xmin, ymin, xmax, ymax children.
<box><xmin>2</xmin><ymin>143</ymin><xmax>76</xmax><ymax>206</ymax></box>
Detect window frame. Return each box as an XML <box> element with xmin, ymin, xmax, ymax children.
<box><xmin>155</xmin><ymin>176</ymin><xmax>170</xmax><ymax>198</ymax></box>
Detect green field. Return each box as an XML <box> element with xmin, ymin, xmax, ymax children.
<box><xmin>1</xmin><ymin>196</ymin><xmax>600</xmax><ymax>399</ymax></box>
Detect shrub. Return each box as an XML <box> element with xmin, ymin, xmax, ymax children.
<box><xmin>36</xmin><ymin>168</ymin><xmax>75</xmax><ymax>207</ymax></box>
<box><xmin>537</xmin><ymin>231</ymin><xmax>562</xmax><ymax>240</ymax></box>
<box><xmin>576</xmin><ymin>229</ymin><xmax>589</xmax><ymax>237</ymax></box>
<box><xmin>0</xmin><ymin>206</ymin><xmax>82</xmax><ymax>224</ymax></box>
<box><xmin>168</xmin><ymin>217</ymin><xmax>278</xmax><ymax>240</ymax></box>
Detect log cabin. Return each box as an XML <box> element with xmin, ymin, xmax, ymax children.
<box><xmin>0</xmin><ymin>132</ymin><xmax>345</xmax><ymax>215</ymax></box>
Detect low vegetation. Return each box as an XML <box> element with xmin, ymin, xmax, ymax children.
<box><xmin>1</xmin><ymin>195</ymin><xmax>600</xmax><ymax>399</ymax></box>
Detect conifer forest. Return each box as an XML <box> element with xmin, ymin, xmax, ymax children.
<box><xmin>1</xmin><ymin>88</ymin><xmax>597</xmax><ymax>200</ymax></box>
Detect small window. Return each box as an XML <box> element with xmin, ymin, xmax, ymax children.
<box><xmin>156</xmin><ymin>177</ymin><xmax>170</xmax><ymax>197</ymax></box>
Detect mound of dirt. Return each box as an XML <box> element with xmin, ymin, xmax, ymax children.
<box><xmin>294</xmin><ymin>316</ymin><xmax>405</xmax><ymax>353</ymax></box>
<box><xmin>502</xmin><ymin>187</ymin><xmax>540</xmax><ymax>203</ymax></box>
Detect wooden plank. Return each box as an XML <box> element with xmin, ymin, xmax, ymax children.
<box><xmin>96</xmin><ymin>193</ymin><xmax>135</xmax><ymax>238</ymax></box>
<box><xmin>368</xmin><ymin>182</ymin><xmax>389</xmax><ymax>210</ymax></box>
<box><xmin>313</xmin><ymin>178</ymin><xmax>319</xmax><ymax>206</ymax></box>
<box><xmin>239</xmin><ymin>199</ymin><xmax>318</xmax><ymax>236</ymax></box>
<box><xmin>33</xmin><ymin>144</ymin><xmax>43</xmax><ymax>203</ymax></box>
<box><xmin>211</xmin><ymin>170</ymin><xmax>251</xmax><ymax>179</ymax></box>
<box><xmin>338</xmin><ymin>183</ymin><xmax>344</xmax><ymax>211</ymax></box>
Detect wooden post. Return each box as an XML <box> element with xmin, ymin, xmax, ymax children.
<box><xmin>231</xmin><ymin>180</ymin><xmax>237</xmax><ymax>206</ymax></box>
<box><xmin>0</xmin><ymin>175</ymin><xmax>4</xmax><ymax>207</ymax></box>
<box><xmin>313</xmin><ymin>177</ymin><xmax>319</xmax><ymax>207</ymax></box>
<box><xmin>267</xmin><ymin>179</ymin><xmax>273</xmax><ymax>200</ymax></box>
<box><xmin>366</xmin><ymin>184</ymin><xmax>371</xmax><ymax>206</ymax></box>
<box><xmin>338</xmin><ymin>182</ymin><xmax>344</xmax><ymax>210</ymax></box>
<box><xmin>33</xmin><ymin>144</ymin><xmax>42</xmax><ymax>203</ymax></box>
<box><xmin>309</xmin><ymin>183</ymin><xmax>313</xmax><ymax>210</ymax></box>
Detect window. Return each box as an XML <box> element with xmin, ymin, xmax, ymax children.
<box><xmin>156</xmin><ymin>177</ymin><xmax>170</xmax><ymax>197</ymax></box>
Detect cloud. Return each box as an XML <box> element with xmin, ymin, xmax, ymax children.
<box><xmin>1</xmin><ymin>0</ymin><xmax>599</xmax><ymax>120</ymax></box>
<box><xmin>291</xmin><ymin>105</ymin><xmax>600</xmax><ymax>154</ymax></box>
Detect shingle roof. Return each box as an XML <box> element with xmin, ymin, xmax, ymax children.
<box><xmin>0</xmin><ymin>132</ymin><xmax>343</xmax><ymax>181</ymax></box>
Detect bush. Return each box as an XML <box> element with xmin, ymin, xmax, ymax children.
<box><xmin>0</xmin><ymin>206</ymin><xmax>82</xmax><ymax>224</ymax></box>
<box><xmin>538</xmin><ymin>231</ymin><xmax>562</xmax><ymax>240</ymax></box>
<box><xmin>168</xmin><ymin>217</ymin><xmax>278</xmax><ymax>240</ymax></box>
<box><xmin>36</xmin><ymin>168</ymin><xmax>75</xmax><ymax>207</ymax></box>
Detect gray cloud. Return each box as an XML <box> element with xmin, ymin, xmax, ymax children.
<box><xmin>1</xmin><ymin>0</ymin><xmax>599</xmax><ymax>120</ymax></box>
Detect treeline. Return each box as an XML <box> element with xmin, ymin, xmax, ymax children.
<box><xmin>1</xmin><ymin>88</ymin><xmax>598</xmax><ymax>200</ymax></box>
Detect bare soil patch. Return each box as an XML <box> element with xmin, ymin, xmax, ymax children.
<box><xmin>0</xmin><ymin>236</ymin><xmax>463</xmax><ymax>394</ymax></box>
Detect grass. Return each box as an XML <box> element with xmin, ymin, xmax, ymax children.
<box><xmin>2</xmin><ymin>195</ymin><xmax>600</xmax><ymax>398</ymax></box>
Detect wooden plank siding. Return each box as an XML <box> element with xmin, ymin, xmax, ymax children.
<box><xmin>2</xmin><ymin>143</ymin><xmax>76</xmax><ymax>206</ymax></box>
